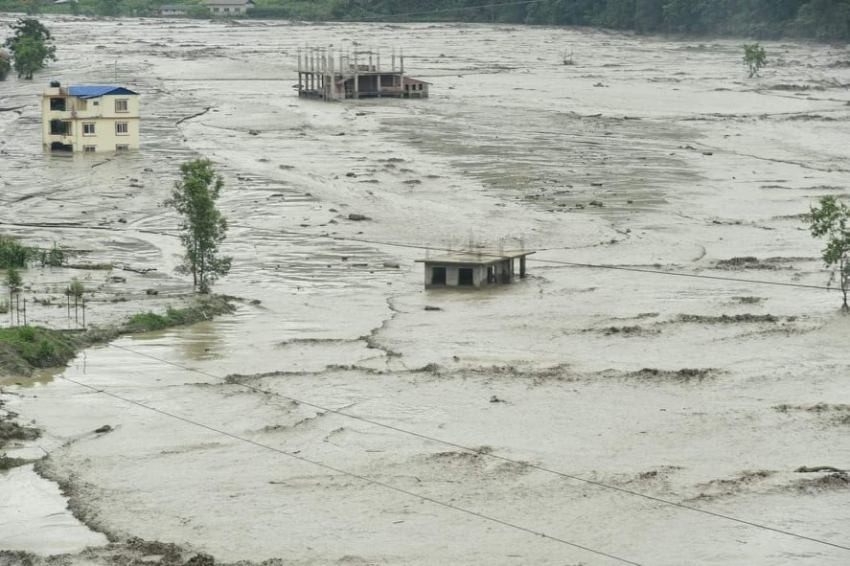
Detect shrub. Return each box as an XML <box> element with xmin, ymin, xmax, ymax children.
<box><xmin>0</xmin><ymin>236</ymin><xmax>33</xmax><ymax>269</ymax></box>
<box><xmin>126</xmin><ymin>312</ymin><xmax>170</xmax><ymax>332</ymax></box>
<box><xmin>0</xmin><ymin>326</ymin><xmax>78</xmax><ymax>368</ymax></box>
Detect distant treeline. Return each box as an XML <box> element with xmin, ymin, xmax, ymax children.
<box><xmin>1</xmin><ymin>0</ymin><xmax>848</xmax><ymax>41</ymax></box>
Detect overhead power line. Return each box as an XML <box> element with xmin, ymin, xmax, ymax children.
<box><xmin>326</xmin><ymin>232</ymin><xmax>834</xmax><ymax>291</ymax></box>
<box><xmin>57</xmin><ymin>372</ymin><xmax>642</xmax><ymax>566</ymax></box>
<box><xmin>228</xmin><ymin>223</ymin><xmax>834</xmax><ymax>293</ymax></box>
<box><xmin>105</xmin><ymin>343</ymin><xmax>850</xmax><ymax>555</ymax></box>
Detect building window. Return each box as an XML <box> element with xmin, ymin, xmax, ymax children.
<box><xmin>76</xmin><ymin>99</ymin><xmax>88</xmax><ymax>111</ymax></box>
<box><xmin>50</xmin><ymin>98</ymin><xmax>66</xmax><ymax>111</ymax></box>
<box><xmin>116</xmin><ymin>122</ymin><xmax>129</xmax><ymax>135</ymax></box>
<box><xmin>93</xmin><ymin>100</ymin><xmax>99</xmax><ymax>106</ymax></box>
<box><xmin>115</xmin><ymin>99</ymin><xmax>129</xmax><ymax>113</ymax></box>
<box><xmin>83</xmin><ymin>145</ymin><xmax>96</xmax><ymax>153</ymax></box>
<box><xmin>50</xmin><ymin>120</ymin><xmax>71</xmax><ymax>135</ymax></box>
<box><xmin>431</xmin><ymin>267</ymin><xmax>446</xmax><ymax>286</ymax></box>
<box><xmin>83</xmin><ymin>122</ymin><xmax>96</xmax><ymax>135</ymax></box>
<box><xmin>115</xmin><ymin>144</ymin><xmax>129</xmax><ymax>151</ymax></box>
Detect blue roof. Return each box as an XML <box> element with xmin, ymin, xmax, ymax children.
<box><xmin>68</xmin><ymin>85</ymin><xmax>138</xmax><ymax>99</ymax></box>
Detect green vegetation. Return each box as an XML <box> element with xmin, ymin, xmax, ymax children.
<box><xmin>4</xmin><ymin>267</ymin><xmax>22</xmax><ymax>293</ymax></box>
<box><xmin>0</xmin><ymin>236</ymin><xmax>33</xmax><ymax>269</ymax></box>
<box><xmin>743</xmin><ymin>43</ymin><xmax>767</xmax><ymax>77</ymax></box>
<box><xmin>4</xmin><ymin>266</ymin><xmax>23</xmax><ymax>326</ymax></box>
<box><xmin>0</xmin><ymin>295</ymin><xmax>235</xmax><ymax>377</ymax></box>
<box><xmin>66</xmin><ymin>277</ymin><xmax>85</xmax><ymax>299</ymax></box>
<box><xmin>808</xmin><ymin>196</ymin><xmax>850</xmax><ymax>311</ymax></box>
<box><xmin>3</xmin><ymin>18</ymin><xmax>55</xmax><ymax>80</ymax></box>
<box><xmin>1</xmin><ymin>1</ymin><xmax>849</xmax><ymax>40</ymax></box>
<box><xmin>166</xmin><ymin>159</ymin><xmax>232</xmax><ymax>294</ymax></box>
<box><xmin>125</xmin><ymin>296</ymin><xmax>234</xmax><ymax>333</ymax></box>
<box><xmin>0</xmin><ymin>325</ymin><xmax>78</xmax><ymax>370</ymax></box>
<box><xmin>0</xmin><ymin>49</ymin><xmax>10</xmax><ymax>81</ymax></box>
<box><xmin>38</xmin><ymin>243</ymin><xmax>65</xmax><ymax>268</ymax></box>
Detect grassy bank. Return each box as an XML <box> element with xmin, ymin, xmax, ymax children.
<box><xmin>0</xmin><ymin>295</ymin><xmax>235</xmax><ymax>378</ymax></box>
<box><xmin>0</xmin><ymin>295</ymin><xmax>235</xmax><ymax>471</ymax></box>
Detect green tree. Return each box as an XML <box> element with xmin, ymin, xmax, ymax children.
<box><xmin>5</xmin><ymin>18</ymin><xmax>53</xmax><ymax>49</ymax></box>
<box><xmin>67</xmin><ymin>277</ymin><xmax>84</xmax><ymax>299</ymax></box>
<box><xmin>5</xmin><ymin>267</ymin><xmax>22</xmax><ymax>294</ymax></box>
<box><xmin>634</xmin><ymin>0</ymin><xmax>664</xmax><ymax>33</ymax></box>
<box><xmin>11</xmin><ymin>35</ymin><xmax>53</xmax><ymax>79</ymax></box>
<box><xmin>21</xmin><ymin>0</ymin><xmax>42</xmax><ymax>15</ymax></box>
<box><xmin>4</xmin><ymin>18</ymin><xmax>56</xmax><ymax>80</ymax></box>
<box><xmin>166</xmin><ymin>159</ymin><xmax>232</xmax><ymax>294</ymax></box>
<box><xmin>808</xmin><ymin>196</ymin><xmax>850</xmax><ymax>311</ymax></box>
<box><xmin>743</xmin><ymin>42</ymin><xmax>767</xmax><ymax>77</ymax></box>
<box><xmin>95</xmin><ymin>0</ymin><xmax>122</xmax><ymax>16</ymax></box>
<box><xmin>0</xmin><ymin>50</ymin><xmax>10</xmax><ymax>81</ymax></box>
<box><xmin>5</xmin><ymin>267</ymin><xmax>22</xmax><ymax>326</ymax></box>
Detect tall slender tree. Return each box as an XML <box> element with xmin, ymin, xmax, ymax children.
<box><xmin>166</xmin><ymin>159</ymin><xmax>232</xmax><ymax>294</ymax></box>
<box><xmin>809</xmin><ymin>196</ymin><xmax>850</xmax><ymax>311</ymax></box>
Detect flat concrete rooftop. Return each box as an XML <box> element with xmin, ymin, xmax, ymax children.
<box><xmin>416</xmin><ymin>250</ymin><xmax>534</xmax><ymax>266</ymax></box>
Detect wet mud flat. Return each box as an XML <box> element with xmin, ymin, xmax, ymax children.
<box><xmin>1</xmin><ymin>15</ymin><xmax>850</xmax><ymax>566</ymax></box>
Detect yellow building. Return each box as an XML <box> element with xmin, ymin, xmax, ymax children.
<box><xmin>42</xmin><ymin>83</ymin><xmax>140</xmax><ymax>153</ymax></box>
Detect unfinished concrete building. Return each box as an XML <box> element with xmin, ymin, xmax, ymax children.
<box><xmin>416</xmin><ymin>250</ymin><xmax>534</xmax><ymax>290</ymax></box>
<box><xmin>297</xmin><ymin>47</ymin><xmax>429</xmax><ymax>101</ymax></box>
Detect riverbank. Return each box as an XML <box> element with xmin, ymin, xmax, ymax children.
<box><xmin>0</xmin><ymin>295</ymin><xmax>236</xmax><ymax>380</ymax></box>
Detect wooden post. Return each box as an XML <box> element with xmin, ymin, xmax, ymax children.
<box><xmin>520</xmin><ymin>256</ymin><xmax>527</xmax><ymax>278</ymax></box>
<box><xmin>297</xmin><ymin>48</ymin><xmax>302</xmax><ymax>95</ymax></box>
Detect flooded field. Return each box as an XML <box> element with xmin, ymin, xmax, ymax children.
<box><xmin>1</xmin><ymin>15</ymin><xmax>850</xmax><ymax>566</ymax></box>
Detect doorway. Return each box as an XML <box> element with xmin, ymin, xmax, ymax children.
<box><xmin>431</xmin><ymin>267</ymin><xmax>447</xmax><ymax>286</ymax></box>
<box><xmin>458</xmin><ymin>268</ymin><xmax>474</xmax><ymax>286</ymax></box>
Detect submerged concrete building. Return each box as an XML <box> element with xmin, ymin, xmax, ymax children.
<box><xmin>42</xmin><ymin>83</ymin><xmax>140</xmax><ymax>153</ymax></box>
<box><xmin>297</xmin><ymin>47</ymin><xmax>429</xmax><ymax>101</ymax></box>
<box><xmin>417</xmin><ymin>250</ymin><xmax>534</xmax><ymax>289</ymax></box>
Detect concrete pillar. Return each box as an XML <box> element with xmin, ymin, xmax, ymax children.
<box><xmin>329</xmin><ymin>49</ymin><xmax>336</xmax><ymax>100</ymax></box>
<box><xmin>377</xmin><ymin>52</ymin><xmax>382</xmax><ymax>97</ymax></box>
<box><xmin>354</xmin><ymin>51</ymin><xmax>359</xmax><ymax>99</ymax></box>
<box><xmin>400</xmin><ymin>49</ymin><xmax>405</xmax><ymax>98</ymax></box>
<box><xmin>297</xmin><ymin>49</ymin><xmax>302</xmax><ymax>95</ymax></box>
<box><xmin>310</xmin><ymin>50</ymin><xmax>315</xmax><ymax>91</ymax></box>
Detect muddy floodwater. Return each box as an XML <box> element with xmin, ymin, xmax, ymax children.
<box><xmin>1</xmin><ymin>15</ymin><xmax>850</xmax><ymax>566</ymax></box>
